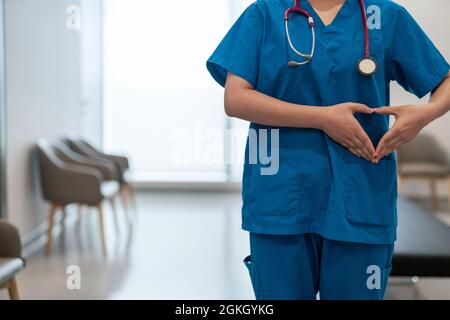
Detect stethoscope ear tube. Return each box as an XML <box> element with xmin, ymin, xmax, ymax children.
<box><xmin>285</xmin><ymin>18</ymin><xmax>315</xmax><ymax>67</ymax></box>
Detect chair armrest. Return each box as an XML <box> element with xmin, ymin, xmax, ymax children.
<box><xmin>0</xmin><ymin>220</ymin><xmax>22</xmax><ymax>259</ymax></box>
<box><xmin>45</xmin><ymin>162</ymin><xmax>104</xmax><ymax>205</ymax></box>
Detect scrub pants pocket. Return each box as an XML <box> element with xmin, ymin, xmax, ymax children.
<box><xmin>345</xmin><ymin>157</ymin><xmax>397</xmax><ymax>227</ymax></box>
<box><xmin>243</xmin><ymin>255</ymin><xmax>264</xmax><ymax>300</ymax></box>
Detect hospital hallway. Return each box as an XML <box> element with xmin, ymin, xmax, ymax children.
<box><xmin>1</xmin><ymin>190</ymin><xmax>449</xmax><ymax>300</ymax></box>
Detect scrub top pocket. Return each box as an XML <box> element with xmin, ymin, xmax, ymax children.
<box><xmin>330</xmin><ymin>33</ymin><xmax>385</xmax><ymax>77</ymax></box>
<box><xmin>345</xmin><ymin>155</ymin><xmax>397</xmax><ymax>227</ymax></box>
<box><xmin>245</xmin><ymin>149</ymin><xmax>303</xmax><ymax>217</ymax></box>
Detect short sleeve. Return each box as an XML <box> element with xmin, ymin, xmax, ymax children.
<box><xmin>390</xmin><ymin>6</ymin><xmax>449</xmax><ymax>98</ymax></box>
<box><xmin>206</xmin><ymin>2</ymin><xmax>264</xmax><ymax>88</ymax></box>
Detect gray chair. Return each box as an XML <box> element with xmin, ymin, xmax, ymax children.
<box><xmin>63</xmin><ymin>137</ymin><xmax>136</xmax><ymax>217</ymax></box>
<box><xmin>0</xmin><ymin>220</ymin><xmax>24</xmax><ymax>300</ymax></box>
<box><xmin>37</xmin><ymin>140</ymin><xmax>120</xmax><ymax>256</ymax></box>
<box><xmin>397</xmin><ymin>134</ymin><xmax>450</xmax><ymax>211</ymax></box>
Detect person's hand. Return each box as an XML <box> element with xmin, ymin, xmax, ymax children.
<box><xmin>373</xmin><ymin>105</ymin><xmax>434</xmax><ymax>162</ymax></box>
<box><xmin>319</xmin><ymin>103</ymin><xmax>376</xmax><ymax>162</ymax></box>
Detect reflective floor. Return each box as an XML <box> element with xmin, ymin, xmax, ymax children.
<box><xmin>1</xmin><ymin>191</ymin><xmax>449</xmax><ymax>300</ymax></box>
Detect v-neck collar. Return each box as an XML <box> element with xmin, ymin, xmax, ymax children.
<box><xmin>300</xmin><ymin>0</ymin><xmax>354</xmax><ymax>30</ymax></box>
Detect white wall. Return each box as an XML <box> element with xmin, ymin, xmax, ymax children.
<box><xmin>4</xmin><ymin>0</ymin><xmax>82</xmax><ymax>238</ymax></box>
<box><xmin>80</xmin><ymin>0</ymin><xmax>103</xmax><ymax>146</ymax></box>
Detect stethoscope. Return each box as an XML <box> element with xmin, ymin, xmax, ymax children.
<box><xmin>285</xmin><ymin>0</ymin><xmax>377</xmax><ymax>76</ymax></box>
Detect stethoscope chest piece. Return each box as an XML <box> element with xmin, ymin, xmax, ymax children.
<box><xmin>357</xmin><ymin>57</ymin><xmax>377</xmax><ymax>76</ymax></box>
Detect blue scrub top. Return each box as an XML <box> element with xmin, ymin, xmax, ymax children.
<box><xmin>206</xmin><ymin>0</ymin><xmax>449</xmax><ymax>244</ymax></box>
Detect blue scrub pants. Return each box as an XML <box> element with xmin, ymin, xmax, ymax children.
<box><xmin>244</xmin><ymin>233</ymin><xmax>394</xmax><ymax>300</ymax></box>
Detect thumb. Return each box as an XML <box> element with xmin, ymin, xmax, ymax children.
<box><xmin>351</xmin><ymin>103</ymin><xmax>374</xmax><ymax>114</ymax></box>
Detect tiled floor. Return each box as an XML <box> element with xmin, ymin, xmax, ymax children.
<box><xmin>1</xmin><ymin>191</ymin><xmax>449</xmax><ymax>300</ymax></box>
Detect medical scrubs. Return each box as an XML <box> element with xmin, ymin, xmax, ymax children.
<box><xmin>206</xmin><ymin>0</ymin><xmax>449</xmax><ymax>299</ymax></box>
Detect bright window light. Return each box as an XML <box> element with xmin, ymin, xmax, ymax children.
<box><xmin>103</xmin><ymin>0</ymin><xmax>253</xmax><ymax>182</ymax></box>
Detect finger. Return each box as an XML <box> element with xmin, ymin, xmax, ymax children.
<box><xmin>375</xmin><ymin>140</ymin><xmax>389</xmax><ymax>163</ymax></box>
<box><xmin>353</xmin><ymin>126</ymin><xmax>376</xmax><ymax>161</ymax></box>
<box><xmin>355</xmin><ymin>131</ymin><xmax>375</xmax><ymax>161</ymax></box>
<box><xmin>352</xmin><ymin>136</ymin><xmax>372</xmax><ymax>161</ymax></box>
<box><xmin>348</xmin><ymin>147</ymin><xmax>363</xmax><ymax>159</ymax></box>
<box><xmin>344</xmin><ymin>140</ymin><xmax>362</xmax><ymax>157</ymax></box>
<box><xmin>351</xmin><ymin>104</ymin><xmax>374</xmax><ymax>115</ymax></box>
<box><xmin>380</xmin><ymin>146</ymin><xmax>397</xmax><ymax>159</ymax></box>
<box><xmin>348</xmin><ymin>140</ymin><xmax>371</xmax><ymax>161</ymax></box>
<box><xmin>379</xmin><ymin>146</ymin><xmax>390</xmax><ymax>159</ymax></box>
<box><xmin>383</xmin><ymin>135</ymin><xmax>410</xmax><ymax>157</ymax></box>
<box><xmin>385</xmin><ymin>135</ymin><xmax>404</xmax><ymax>151</ymax></box>
<box><xmin>376</xmin><ymin>142</ymin><xmax>390</xmax><ymax>162</ymax></box>
<box><xmin>343</xmin><ymin>138</ymin><xmax>369</xmax><ymax>160</ymax></box>
<box><xmin>375</xmin><ymin>128</ymin><xmax>399</xmax><ymax>157</ymax></box>
<box><xmin>377</xmin><ymin>137</ymin><xmax>402</xmax><ymax>162</ymax></box>
<box><xmin>373</xmin><ymin>106</ymin><xmax>398</xmax><ymax>116</ymax></box>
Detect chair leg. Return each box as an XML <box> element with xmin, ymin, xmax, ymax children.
<box><xmin>7</xmin><ymin>277</ymin><xmax>20</xmax><ymax>300</ymax></box>
<box><xmin>109</xmin><ymin>197</ymin><xmax>120</xmax><ymax>234</ymax></box>
<box><xmin>96</xmin><ymin>203</ymin><xmax>107</xmax><ymax>256</ymax></box>
<box><xmin>397</xmin><ymin>175</ymin><xmax>402</xmax><ymax>193</ymax></box>
<box><xmin>430</xmin><ymin>179</ymin><xmax>438</xmax><ymax>211</ymax></box>
<box><xmin>61</xmin><ymin>206</ymin><xmax>67</xmax><ymax>223</ymax></box>
<box><xmin>126</xmin><ymin>183</ymin><xmax>137</xmax><ymax>212</ymax></box>
<box><xmin>61</xmin><ymin>206</ymin><xmax>67</xmax><ymax>233</ymax></box>
<box><xmin>45</xmin><ymin>203</ymin><xmax>59</xmax><ymax>256</ymax></box>
<box><xmin>120</xmin><ymin>186</ymin><xmax>130</xmax><ymax>223</ymax></box>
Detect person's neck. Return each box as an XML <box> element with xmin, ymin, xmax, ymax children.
<box><xmin>308</xmin><ymin>0</ymin><xmax>346</xmax><ymax>11</ymax></box>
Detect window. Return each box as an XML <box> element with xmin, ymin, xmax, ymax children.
<box><xmin>103</xmin><ymin>0</ymin><xmax>253</xmax><ymax>182</ymax></box>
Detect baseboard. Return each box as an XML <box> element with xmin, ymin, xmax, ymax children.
<box><xmin>22</xmin><ymin>206</ymin><xmax>78</xmax><ymax>258</ymax></box>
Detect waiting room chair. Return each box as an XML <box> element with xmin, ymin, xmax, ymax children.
<box><xmin>0</xmin><ymin>220</ymin><xmax>24</xmax><ymax>300</ymax></box>
<box><xmin>37</xmin><ymin>140</ymin><xmax>120</xmax><ymax>256</ymax></box>
<box><xmin>63</xmin><ymin>137</ymin><xmax>136</xmax><ymax>218</ymax></box>
<box><xmin>397</xmin><ymin>134</ymin><xmax>450</xmax><ymax>211</ymax></box>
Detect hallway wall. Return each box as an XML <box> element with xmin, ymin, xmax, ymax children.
<box><xmin>4</xmin><ymin>0</ymin><xmax>82</xmax><ymax>238</ymax></box>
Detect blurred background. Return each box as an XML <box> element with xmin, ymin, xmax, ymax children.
<box><xmin>0</xmin><ymin>0</ymin><xmax>449</xmax><ymax>300</ymax></box>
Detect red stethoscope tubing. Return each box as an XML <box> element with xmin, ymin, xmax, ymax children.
<box><xmin>358</xmin><ymin>0</ymin><xmax>370</xmax><ymax>58</ymax></box>
<box><xmin>286</xmin><ymin>0</ymin><xmax>370</xmax><ymax>59</ymax></box>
